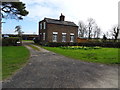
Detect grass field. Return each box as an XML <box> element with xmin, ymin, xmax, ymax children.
<box><xmin>43</xmin><ymin>46</ymin><xmax>119</xmax><ymax>64</ymax></box>
<box><xmin>2</xmin><ymin>46</ymin><xmax>30</xmax><ymax>80</ymax></box>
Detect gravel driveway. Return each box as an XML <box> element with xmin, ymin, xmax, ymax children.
<box><xmin>2</xmin><ymin>43</ymin><xmax>118</xmax><ymax>88</ymax></box>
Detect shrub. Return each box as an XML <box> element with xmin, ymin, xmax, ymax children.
<box><xmin>60</xmin><ymin>46</ymin><xmax>101</xmax><ymax>50</ymax></box>
<box><xmin>2</xmin><ymin>37</ymin><xmax>20</xmax><ymax>46</ymax></box>
<box><xmin>33</xmin><ymin>37</ymin><xmax>39</xmax><ymax>43</ymax></box>
<box><xmin>44</xmin><ymin>42</ymin><xmax>77</xmax><ymax>47</ymax></box>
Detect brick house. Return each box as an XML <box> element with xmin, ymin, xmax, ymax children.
<box><xmin>39</xmin><ymin>14</ymin><xmax>78</xmax><ymax>43</ymax></box>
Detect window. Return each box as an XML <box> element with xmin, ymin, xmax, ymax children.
<box><xmin>70</xmin><ymin>33</ymin><xmax>74</xmax><ymax>42</ymax></box>
<box><xmin>43</xmin><ymin>22</ymin><xmax>46</xmax><ymax>29</ymax></box>
<box><xmin>40</xmin><ymin>23</ymin><xmax>42</xmax><ymax>29</ymax></box>
<box><xmin>43</xmin><ymin>33</ymin><xmax>45</xmax><ymax>40</ymax></box>
<box><xmin>70</xmin><ymin>35</ymin><xmax>74</xmax><ymax>42</ymax></box>
<box><xmin>62</xmin><ymin>33</ymin><xmax>66</xmax><ymax>42</ymax></box>
<box><xmin>53</xmin><ymin>34</ymin><xmax>57</xmax><ymax>42</ymax></box>
<box><xmin>53</xmin><ymin>32</ymin><xmax>58</xmax><ymax>42</ymax></box>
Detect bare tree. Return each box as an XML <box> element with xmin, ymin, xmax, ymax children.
<box><xmin>93</xmin><ymin>25</ymin><xmax>98</xmax><ymax>38</ymax></box>
<box><xmin>111</xmin><ymin>25</ymin><xmax>120</xmax><ymax>42</ymax></box>
<box><xmin>97</xmin><ymin>28</ymin><xmax>101</xmax><ymax>38</ymax></box>
<box><xmin>105</xmin><ymin>31</ymin><xmax>111</xmax><ymax>39</ymax></box>
<box><xmin>84</xmin><ymin>26</ymin><xmax>88</xmax><ymax>38</ymax></box>
<box><xmin>93</xmin><ymin>25</ymin><xmax>101</xmax><ymax>39</ymax></box>
<box><xmin>78</xmin><ymin>21</ymin><xmax>86</xmax><ymax>38</ymax></box>
<box><xmin>93</xmin><ymin>30</ymin><xmax>97</xmax><ymax>38</ymax></box>
<box><xmin>103</xmin><ymin>34</ymin><xmax>107</xmax><ymax>42</ymax></box>
<box><xmin>78</xmin><ymin>18</ymin><xmax>101</xmax><ymax>39</ymax></box>
<box><xmin>86</xmin><ymin>18</ymin><xmax>95</xmax><ymax>39</ymax></box>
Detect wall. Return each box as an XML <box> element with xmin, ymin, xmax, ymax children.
<box><xmin>47</xmin><ymin>23</ymin><xmax>78</xmax><ymax>42</ymax></box>
<box><xmin>77</xmin><ymin>38</ymin><xmax>89</xmax><ymax>43</ymax></box>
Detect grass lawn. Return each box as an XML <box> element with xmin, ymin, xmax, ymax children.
<box><xmin>43</xmin><ymin>46</ymin><xmax>119</xmax><ymax>64</ymax></box>
<box><xmin>2</xmin><ymin>46</ymin><xmax>30</xmax><ymax>80</ymax></box>
<box><xmin>0</xmin><ymin>46</ymin><xmax>2</xmax><ymax>81</ymax></box>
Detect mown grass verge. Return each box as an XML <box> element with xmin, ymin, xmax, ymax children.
<box><xmin>28</xmin><ymin>45</ymin><xmax>40</xmax><ymax>51</ymax></box>
<box><xmin>22</xmin><ymin>40</ymin><xmax>33</xmax><ymax>42</ymax></box>
<box><xmin>2</xmin><ymin>46</ymin><xmax>30</xmax><ymax>80</ymax></box>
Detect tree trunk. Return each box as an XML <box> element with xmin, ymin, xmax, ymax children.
<box><xmin>20</xmin><ymin>35</ymin><xmax>22</xmax><ymax>46</ymax></box>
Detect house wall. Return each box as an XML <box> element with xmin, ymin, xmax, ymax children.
<box><xmin>46</xmin><ymin>23</ymin><xmax>78</xmax><ymax>42</ymax></box>
<box><xmin>39</xmin><ymin>20</ymin><xmax>47</xmax><ymax>42</ymax></box>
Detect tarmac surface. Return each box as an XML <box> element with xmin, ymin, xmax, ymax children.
<box><xmin>2</xmin><ymin>41</ymin><xmax>119</xmax><ymax>88</ymax></box>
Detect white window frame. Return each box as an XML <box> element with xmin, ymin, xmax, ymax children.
<box><xmin>40</xmin><ymin>23</ymin><xmax>42</xmax><ymax>29</ymax></box>
<box><xmin>43</xmin><ymin>22</ymin><xmax>46</xmax><ymax>29</ymax></box>
<box><xmin>70</xmin><ymin>33</ymin><xmax>74</xmax><ymax>42</ymax></box>
<box><xmin>62</xmin><ymin>33</ymin><xmax>66</xmax><ymax>42</ymax></box>
<box><xmin>70</xmin><ymin>33</ymin><xmax>74</xmax><ymax>35</ymax></box>
<box><xmin>53</xmin><ymin>32</ymin><xmax>58</xmax><ymax>42</ymax></box>
<box><xmin>43</xmin><ymin>33</ymin><xmax>45</xmax><ymax>40</ymax></box>
<box><xmin>53</xmin><ymin>32</ymin><xmax>58</xmax><ymax>34</ymax></box>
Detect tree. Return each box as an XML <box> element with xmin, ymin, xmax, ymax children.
<box><xmin>78</xmin><ymin>18</ymin><xmax>101</xmax><ymax>39</ymax></box>
<box><xmin>86</xmin><ymin>18</ymin><xmax>96</xmax><ymax>39</ymax></box>
<box><xmin>78</xmin><ymin>21</ymin><xmax>86</xmax><ymax>38</ymax></box>
<box><xmin>15</xmin><ymin>25</ymin><xmax>24</xmax><ymax>45</ymax></box>
<box><xmin>105</xmin><ymin>31</ymin><xmax>111</xmax><ymax>39</ymax></box>
<box><xmin>96</xmin><ymin>27</ymin><xmax>101</xmax><ymax>38</ymax></box>
<box><xmin>93</xmin><ymin>25</ymin><xmax>101</xmax><ymax>38</ymax></box>
<box><xmin>15</xmin><ymin>25</ymin><xmax>24</xmax><ymax>36</ymax></box>
<box><xmin>111</xmin><ymin>25</ymin><xmax>120</xmax><ymax>42</ymax></box>
<box><xmin>0</xmin><ymin>2</ymin><xmax>29</xmax><ymax>37</ymax></box>
<box><xmin>93</xmin><ymin>26</ymin><xmax>97</xmax><ymax>38</ymax></box>
<box><xmin>103</xmin><ymin>34</ymin><xmax>107</xmax><ymax>42</ymax></box>
<box><xmin>1</xmin><ymin>2</ymin><xmax>29</xmax><ymax>19</ymax></box>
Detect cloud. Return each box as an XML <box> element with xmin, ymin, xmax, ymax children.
<box><xmin>21</xmin><ymin>0</ymin><xmax>63</xmax><ymax>20</ymax></box>
<box><xmin>20</xmin><ymin>0</ymin><xmax>119</xmax><ymax>33</ymax></box>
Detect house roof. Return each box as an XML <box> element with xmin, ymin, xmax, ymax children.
<box><xmin>44</xmin><ymin>18</ymin><xmax>78</xmax><ymax>27</ymax></box>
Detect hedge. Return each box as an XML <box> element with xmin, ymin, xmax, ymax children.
<box><xmin>33</xmin><ymin>37</ymin><xmax>39</xmax><ymax>43</ymax></box>
<box><xmin>77</xmin><ymin>42</ymin><xmax>120</xmax><ymax>48</ymax></box>
<box><xmin>2</xmin><ymin>37</ymin><xmax>20</xmax><ymax>46</ymax></box>
<box><xmin>40</xmin><ymin>42</ymin><xmax>120</xmax><ymax>48</ymax></box>
<box><xmin>33</xmin><ymin>37</ymin><xmax>120</xmax><ymax>48</ymax></box>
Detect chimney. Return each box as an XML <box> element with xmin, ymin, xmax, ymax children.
<box><xmin>60</xmin><ymin>13</ymin><xmax>65</xmax><ymax>21</ymax></box>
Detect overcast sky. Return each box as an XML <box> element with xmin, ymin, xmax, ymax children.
<box><xmin>2</xmin><ymin>0</ymin><xmax>119</xmax><ymax>35</ymax></box>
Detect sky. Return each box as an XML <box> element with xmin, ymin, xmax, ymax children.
<box><xmin>2</xmin><ymin>0</ymin><xmax>119</xmax><ymax>36</ymax></box>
